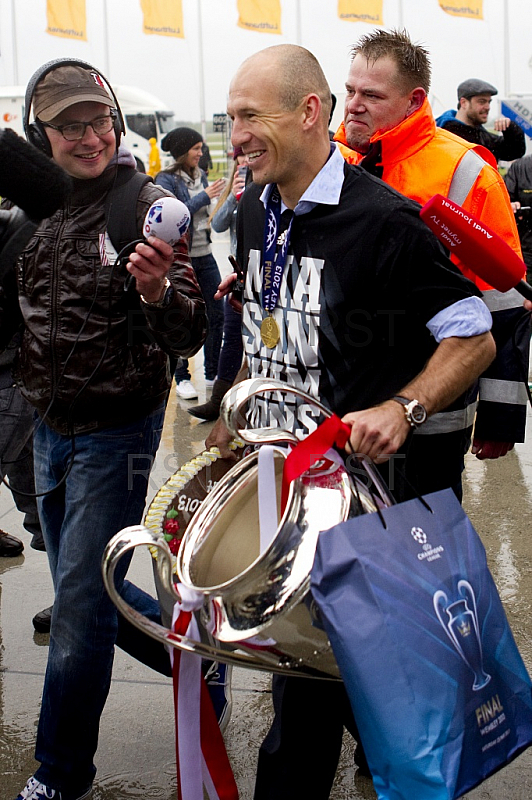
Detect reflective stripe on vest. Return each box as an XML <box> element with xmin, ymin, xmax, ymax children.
<box><xmin>448</xmin><ymin>149</ymin><xmax>486</xmax><ymax>206</ymax></box>
<box><xmin>414</xmin><ymin>402</ymin><xmax>477</xmax><ymax>436</ymax></box>
<box><xmin>482</xmin><ymin>287</ymin><xmax>523</xmax><ymax>312</ymax></box>
<box><xmin>479</xmin><ymin>377</ymin><xmax>528</xmax><ymax>405</ymax></box>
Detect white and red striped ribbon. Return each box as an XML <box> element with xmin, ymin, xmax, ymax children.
<box><xmin>170</xmin><ymin>585</ymin><xmax>239</xmax><ymax>800</ymax></box>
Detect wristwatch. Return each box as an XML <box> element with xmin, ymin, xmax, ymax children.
<box><xmin>140</xmin><ymin>277</ymin><xmax>172</xmax><ymax>308</ymax></box>
<box><xmin>391</xmin><ymin>396</ymin><xmax>427</xmax><ymax>428</ymax></box>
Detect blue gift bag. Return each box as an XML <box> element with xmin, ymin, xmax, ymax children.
<box><xmin>310</xmin><ymin>489</ymin><xmax>532</xmax><ymax>800</ymax></box>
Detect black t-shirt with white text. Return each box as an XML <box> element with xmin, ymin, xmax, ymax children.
<box><xmin>236</xmin><ymin>162</ymin><xmax>481</xmax><ymax>439</ymax></box>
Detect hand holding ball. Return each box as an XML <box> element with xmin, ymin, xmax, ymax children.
<box><xmin>143</xmin><ymin>196</ymin><xmax>191</xmax><ymax>245</ymax></box>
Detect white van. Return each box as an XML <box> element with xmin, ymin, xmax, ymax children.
<box><xmin>0</xmin><ymin>84</ymin><xmax>176</xmax><ymax>171</ymax></box>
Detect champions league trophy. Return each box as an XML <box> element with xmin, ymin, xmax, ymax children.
<box><xmin>434</xmin><ymin>580</ymin><xmax>491</xmax><ymax>691</ymax></box>
<box><xmin>103</xmin><ymin>378</ymin><xmax>395</xmax><ymax>678</ymax></box>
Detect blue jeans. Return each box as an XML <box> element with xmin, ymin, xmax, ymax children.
<box><xmin>32</xmin><ymin>406</ymin><xmax>165</xmax><ymax>797</ymax></box>
<box><xmin>175</xmin><ymin>252</ymin><xmax>224</xmax><ymax>382</ymax></box>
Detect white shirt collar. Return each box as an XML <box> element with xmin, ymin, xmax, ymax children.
<box><xmin>259</xmin><ymin>143</ymin><xmax>345</xmax><ymax>216</ymax></box>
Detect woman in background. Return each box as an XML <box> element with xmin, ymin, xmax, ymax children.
<box><xmin>157</xmin><ymin>127</ymin><xmax>225</xmax><ymax>399</ymax></box>
<box><xmin>188</xmin><ymin>147</ymin><xmax>249</xmax><ymax>421</ymax></box>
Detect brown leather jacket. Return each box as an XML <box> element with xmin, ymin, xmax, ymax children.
<box><xmin>7</xmin><ymin>166</ymin><xmax>206</xmax><ymax>434</ymax></box>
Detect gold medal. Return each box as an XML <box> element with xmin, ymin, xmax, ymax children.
<box><xmin>260</xmin><ymin>314</ymin><xmax>280</xmax><ymax>348</ymax></box>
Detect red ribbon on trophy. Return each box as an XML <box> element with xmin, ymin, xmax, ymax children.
<box><xmin>171</xmin><ymin>588</ymin><xmax>239</xmax><ymax>800</ymax></box>
<box><xmin>280</xmin><ymin>413</ymin><xmax>351</xmax><ymax>511</ymax></box>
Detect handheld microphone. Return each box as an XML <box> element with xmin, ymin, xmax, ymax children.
<box><xmin>143</xmin><ymin>196</ymin><xmax>191</xmax><ymax>245</ymax></box>
<box><xmin>124</xmin><ymin>196</ymin><xmax>191</xmax><ymax>291</ymax></box>
<box><xmin>419</xmin><ymin>194</ymin><xmax>532</xmax><ymax>302</ymax></box>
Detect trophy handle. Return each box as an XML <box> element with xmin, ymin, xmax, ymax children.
<box><xmin>221</xmin><ymin>378</ymin><xmax>331</xmax><ymax>446</ymax></box>
<box><xmin>457</xmin><ymin>579</ymin><xmax>491</xmax><ymax>690</ymax></box>
<box><xmin>458</xmin><ymin>579</ymin><xmax>480</xmax><ymax>639</ymax></box>
<box><xmin>102</xmin><ymin>525</ymin><xmax>282</xmax><ymax>669</ymax></box>
<box><xmin>433</xmin><ymin>589</ymin><xmax>454</xmax><ymax>645</ymax></box>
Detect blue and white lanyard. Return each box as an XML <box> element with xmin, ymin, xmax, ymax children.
<box><xmin>262</xmin><ymin>186</ymin><xmax>294</xmax><ymax>313</ymax></box>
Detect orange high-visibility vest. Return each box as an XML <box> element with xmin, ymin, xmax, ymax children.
<box><xmin>334</xmin><ymin>98</ymin><xmax>522</xmax><ymax>290</ymax></box>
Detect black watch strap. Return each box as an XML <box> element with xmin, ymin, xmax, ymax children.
<box><xmin>391</xmin><ymin>395</ymin><xmax>427</xmax><ymax>428</ymax></box>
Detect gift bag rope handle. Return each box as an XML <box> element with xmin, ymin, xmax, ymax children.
<box><xmin>372</xmin><ymin>459</ymin><xmax>434</xmax><ymax>530</ymax></box>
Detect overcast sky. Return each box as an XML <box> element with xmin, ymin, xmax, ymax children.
<box><xmin>1</xmin><ymin>0</ymin><xmax>531</xmax><ymax>126</ymax></box>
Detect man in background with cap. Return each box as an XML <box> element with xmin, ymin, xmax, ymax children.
<box><xmin>0</xmin><ymin>61</ymin><xmax>206</xmax><ymax>800</ymax></box>
<box><xmin>157</xmin><ymin>127</ymin><xmax>225</xmax><ymax>400</ymax></box>
<box><xmin>436</xmin><ymin>77</ymin><xmax>525</xmax><ymax>163</ymax></box>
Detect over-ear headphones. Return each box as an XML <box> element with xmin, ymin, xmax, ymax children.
<box><xmin>24</xmin><ymin>58</ymin><xmax>125</xmax><ymax>157</ymax></box>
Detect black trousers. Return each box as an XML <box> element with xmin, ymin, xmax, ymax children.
<box><xmin>254</xmin><ymin>675</ymin><xmax>365</xmax><ymax>800</ymax></box>
<box><xmin>0</xmin><ymin>382</ymin><xmax>42</xmax><ymax>538</ymax></box>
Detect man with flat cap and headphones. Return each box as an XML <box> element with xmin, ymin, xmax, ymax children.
<box><xmin>0</xmin><ymin>59</ymin><xmax>206</xmax><ymax>800</ymax></box>
<box><xmin>436</xmin><ymin>77</ymin><xmax>525</xmax><ymax>163</ymax></box>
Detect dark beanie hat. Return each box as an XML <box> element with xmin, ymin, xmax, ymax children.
<box><xmin>161</xmin><ymin>126</ymin><xmax>203</xmax><ymax>159</ymax></box>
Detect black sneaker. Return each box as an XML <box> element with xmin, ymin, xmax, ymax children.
<box><xmin>32</xmin><ymin>605</ymin><xmax>53</xmax><ymax>633</ymax></box>
<box><xmin>15</xmin><ymin>776</ymin><xmax>91</xmax><ymax>800</ymax></box>
<box><xmin>203</xmin><ymin>660</ymin><xmax>233</xmax><ymax>732</ymax></box>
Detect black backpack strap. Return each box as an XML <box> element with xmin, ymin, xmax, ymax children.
<box><xmin>105</xmin><ymin>167</ymin><xmax>153</xmax><ymax>254</ymax></box>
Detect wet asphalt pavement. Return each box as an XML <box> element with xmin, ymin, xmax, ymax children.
<box><xmin>2</xmin><ymin>233</ymin><xmax>532</xmax><ymax>799</ymax></box>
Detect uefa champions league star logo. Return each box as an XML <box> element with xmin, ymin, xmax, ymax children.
<box><xmin>434</xmin><ymin>580</ymin><xmax>491</xmax><ymax>691</ymax></box>
<box><xmin>266</xmin><ymin>208</ymin><xmax>277</xmax><ymax>250</ymax></box>
<box><xmin>410</xmin><ymin>526</ymin><xmax>445</xmax><ymax>562</ymax></box>
<box><xmin>411</xmin><ymin>526</ymin><xmax>427</xmax><ymax>545</ymax></box>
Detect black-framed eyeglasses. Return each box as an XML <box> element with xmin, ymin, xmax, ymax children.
<box><xmin>42</xmin><ymin>111</ymin><xmax>116</xmax><ymax>141</ymax></box>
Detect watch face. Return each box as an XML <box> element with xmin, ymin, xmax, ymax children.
<box><xmin>392</xmin><ymin>396</ymin><xmax>426</xmax><ymax>426</ymax></box>
<box><xmin>409</xmin><ymin>402</ymin><xmax>427</xmax><ymax>425</ymax></box>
